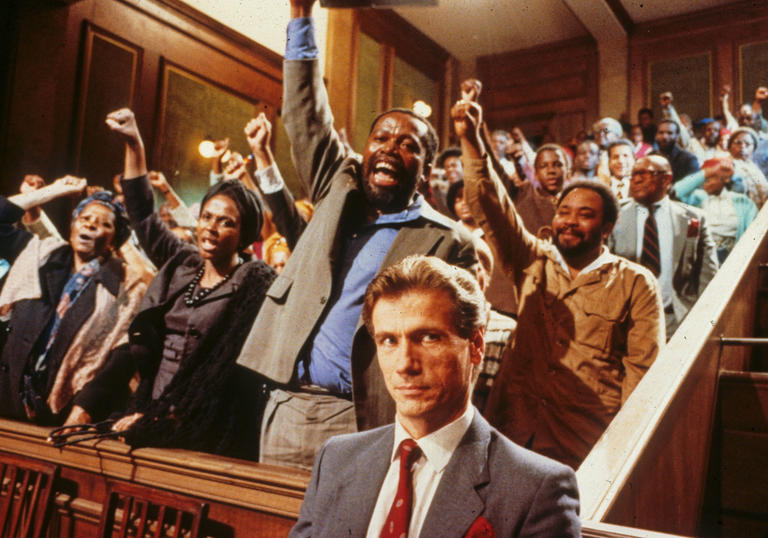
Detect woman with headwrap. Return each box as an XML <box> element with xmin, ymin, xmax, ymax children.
<box><xmin>0</xmin><ymin>175</ymin><xmax>146</xmax><ymax>425</ymax></box>
<box><xmin>728</xmin><ymin>126</ymin><xmax>768</xmax><ymax>209</ymax></box>
<box><xmin>65</xmin><ymin>109</ymin><xmax>275</xmax><ymax>459</ymax></box>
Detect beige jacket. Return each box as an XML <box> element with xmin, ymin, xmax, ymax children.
<box><xmin>463</xmin><ymin>156</ymin><xmax>665</xmax><ymax>469</ymax></box>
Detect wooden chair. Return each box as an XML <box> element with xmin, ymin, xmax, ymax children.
<box><xmin>0</xmin><ymin>451</ymin><xmax>59</xmax><ymax>538</ymax></box>
<box><xmin>97</xmin><ymin>481</ymin><xmax>209</xmax><ymax>538</ymax></box>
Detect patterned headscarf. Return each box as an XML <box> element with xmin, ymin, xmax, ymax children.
<box><xmin>72</xmin><ymin>191</ymin><xmax>130</xmax><ymax>247</ymax></box>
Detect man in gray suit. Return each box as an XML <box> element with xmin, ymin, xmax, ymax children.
<box><xmin>291</xmin><ymin>256</ymin><xmax>580</xmax><ymax>537</ymax></box>
<box><xmin>236</xmin><ymin>0</ymin><xmax>477</xmax><ymax>470</ymax></box>
<box><xmin>609</xmin><ymin>155</ymin><xmax>718</xmax><ymax>336</ymax></box>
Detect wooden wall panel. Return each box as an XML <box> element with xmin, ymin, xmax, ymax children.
<box><xmin>391</xmin><ymin>55</ymin><xmax>437</xmax><ymax>118</ymax></box>
<box><xmin>740</xmin><ymin>40</ymin><xmax>768</xmax><ymax>107</ymax></box>
<box><xmin>0</xmin><ymin>0</ymin><xmax>283</xmax><ymax>207</ymax></box>
<box><xmin>628</xmin><ymin>1</ymin><xmax>768</xmax><ymax>125</ymax></box>
<box><xmin>476</xmin><ymin>36</ymin><xmax>598</xmax><ymax>145</ymax></box>
<box><xmin>156</xmin><ymin>62</ymin><xmax>258</xmax><ymax>203</ymax></box>
<box><xmin>648</xmin><ymin>53</ymin><xmax>711</xmax><ymax>122</ymax></box>
<box><xmin>354</xmin><ymin>31</ymin><xmax>382</xmax><ymax>154</ymax></box>
<box><xmin>325</xmin><ymin>8</ymin><xmax>451</xmax><ymax>152</ymax></box>
<box><xmin>74</xmin><ymin>25</ymin><xmax>141</xmax><ymax>188</ymax></box>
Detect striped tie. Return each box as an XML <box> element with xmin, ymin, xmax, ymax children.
<box><xmin>380</xmin><ymin>439</ymin><xmax>421</xmax><ymax>538</ymax></box>
<box><xmin>641</xmin><ymin>209</ymin><xmax>661</xmax><ymax>277</ymax></box>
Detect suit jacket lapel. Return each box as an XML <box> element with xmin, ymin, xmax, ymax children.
<box><xmin>329</xmin><ymin>427</ymin><xmax>394</xmax><ymax>537</ymax></box>
<box><xmin>670</xmin><ymin>203</ymin><xmax>687</xmax><ymax>266</ymax></box>
<box><xmin>419</xmin><ymin>412</ymin><xmax>490</xmax><ymax>537</ymax></box>
<box><xmin>611</xmin><ymin>204</ymin><xmax>638</xmax><ymax>261</ymax></box>
<box><xmin>379</xmin><ymin>224</ymin><xmax>446</xmax><ymax>271</ymax></box>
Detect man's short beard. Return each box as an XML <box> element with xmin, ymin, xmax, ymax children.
<box><xmin>360</xmin><ymin>168</ymin><xmax>417</xmax><ymax>213</ymax></box>
<box><xmin>657</xmin><ymin>141</ymin><xmax>675</xmax><ymax>153</ymax></box>
<box><xmin>554</xmin><ymin>230</ymin><xmax>603</xmax><ymax>259</ymax></box>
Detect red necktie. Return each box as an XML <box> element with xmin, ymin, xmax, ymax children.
<box><xmin>380</xmin><ymin>439</ymin><xmax>421</xmax><ymax>538</ymax></box>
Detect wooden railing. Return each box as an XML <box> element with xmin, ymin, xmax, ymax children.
<box><xmin>577</xmin><ymin>202</ymin><xmax>768</xmax><ymax>536</ymax></box>
<box><xmin>0</xmin><ymin>420</ymin><xmax>307</xmax><ymax>537</ymax></box>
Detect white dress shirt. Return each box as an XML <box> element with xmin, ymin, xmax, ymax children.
<box><xmin>635</xmin><ymin>197</ymin><xmax>673</xmax><ymax>308</ymax></box>
<box><xmin>702</xmin><ymin>191</ymin><xmax>739</xmax><ymax>239</ymax></box>
<box><xmin>366</xmin><ymin>405</ymin><xmax>474</xmax><ymax>538</ymax></box>
<box><xmin>552</xmin><ymin>244</ymin><xmax>618</xmax><ymax>277</ymax></box>
<box><xmin>609</xmin><ymin>175</ymin><xmax>630</xmax><ymax>201</ymax></box>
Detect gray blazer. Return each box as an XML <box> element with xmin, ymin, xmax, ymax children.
<box><xmin>236</xmin><ymin>59</ymin><xmax>477</xmax><ymax>430</ymax></box>
<box><xmin>608</xmin><ymin>198</ymin><xmax>718</xmax><ymax>324</ymax></box>
<box><xmin>290</xmin><ymin>411</ymin><xmax>581</xmax><ymax>537</ymax></box>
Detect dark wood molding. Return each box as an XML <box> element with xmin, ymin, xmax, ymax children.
<box><xmin>477</xmin><ymin>35</ymin><xmax>598</xmax><ymax>136</ymax></box>
<box><xmin>71</xmin><ymin>22</ymin><xmax>143</xmax><ymax>173</ymax></box>
<box><xmin>604</xmin><ymin>0</ymin><xmax>634</xmax><ymax>34</ymax></box>
<box><xmin>477</xmin><ymin>36</ymin><xmax>597</xmax><ymax>72</ymax></box>
<box><xmin>116</xmin><ymin>0</ymin><xmax>283</xmax><ymax>83</ymax></box>
<box><xmin>632</xmin><ymin>0</ymin><xmax>768</xmax><ymax>41</ymax></box>
<box><xmin>356</xmin><ymin>7</ymin><xmax>449</xmax><ymax>81</ymax></box>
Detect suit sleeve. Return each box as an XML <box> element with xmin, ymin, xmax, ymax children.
<box><xmin>282</xmin><ymin>59</ymin><xmax>349</xmax><ymax>205</ymax></box>
<box><xmin>265</xmin><ymin>189</ymin><xmax>307</xmax><ymax>251</ymax></box>
<box><xmin>621</xmin><ymin>269</ymin><xmax>665</xmax><ymax>402</ymax></box>
<box><xmin>463</xmin><ymin>155</ymin><xmax>540</xmax><ymax>287</ymax></box>
<box><xmin>120</xmin><ymin>175</ymin><xmax>192</xmax><ymax>269</ymax></box>
<box><xmin>0</xmin><ymin>196</ymin><xmax>33</xmax><ymax>265</ymax></box>
<box><xmin>520</xmin><ymin>464</ymin><xmax>581</xmax><ymax>537</ymax></box>
<box><xmin>683</xmin><ymin>151</ymin><xmax>701</xmax><ymax>178</ymax></box>
<box><xmin>289</xmin><ymin>442</ymin><xmax>327</xmax><ymax>538</ymax></box>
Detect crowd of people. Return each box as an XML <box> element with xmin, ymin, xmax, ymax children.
<box><xmin>0</xmin><ymin>0</ymin><xmax>766</xmax><ymax>534</ymax></box>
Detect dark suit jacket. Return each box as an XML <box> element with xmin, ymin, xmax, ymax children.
<box><xmin>236</xmin><ymin>59</ymin><xmax>477</xmax><ymax>430</ymax></box>
<box><xmin>290</xmin><ymin>411</ymin><xmax>581</xmax><ymax>537</ymax></box>
<box><xmin>608</xmin><ymin>198</ymin><xmax>718</xmax><ymax>326</ymax></box>
<box><xmin>657</xmin><ymin>145</ymin><xmax>700</xmax><ymax>183</ymax></box>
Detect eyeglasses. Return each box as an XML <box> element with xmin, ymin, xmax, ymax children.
<box><xmin>631</xmin><ymin>170</ymin><xmax>668</xmax><ymax>180</ymax></box>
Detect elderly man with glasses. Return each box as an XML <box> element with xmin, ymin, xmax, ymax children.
<box><xmin>608</xmin><ymin>155</ymin><xmax>719</xmax><ymax>336</ymax></box>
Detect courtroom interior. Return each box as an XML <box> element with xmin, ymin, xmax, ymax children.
<box><xmin>0</xmin><ymin>0</ymin><xmax>767</xmax><ymax>536</ymax></box>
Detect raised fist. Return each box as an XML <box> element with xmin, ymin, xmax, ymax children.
<box><xmin>148</xmin><ymin>171</ymin><xmax>170</xmax><ymax>191</ymax></box>
<box><xmin>244</xmin><ymin>113</ymin><xmax>272</xmax><ymax>158</ymax></box>
<box><xmin>460</xmin><ymin>79</ymin><xmax>482</xmax><ymax>103</ymax></box>
<box><xmin>451</xmin><ymin>100</ymin><xmax>483</xmax><ymax>141</ymax></box>
<box><xmin>105</xmin><ymin>108</ymin><xmax>142</xmax><ymax>144</ymax></box>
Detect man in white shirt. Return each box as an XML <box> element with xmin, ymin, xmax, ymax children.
<box><xmin>593</xmin><ymin>117</ymin><xmax>623</xmax><ymax>184</ymax></box>
<box><xmin>291</xmin><ymin>256</ymin><xmax>580</xmax><ymax>538</ymax></box>
<box><xmin>609</xmin><ymin>155</ymin><xmax>719</xmax><ymax>336</ymax></box>
<box><xmin>606</xmin><ymin>139</ymin><xmax>636</xmax><ymax>201</ymax></box>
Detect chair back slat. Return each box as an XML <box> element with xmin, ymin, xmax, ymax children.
<box><xmin>20</xmin><ymin>473</ymin><xmax>44</xmax><ymax>538</ymax></box>
<box><xmin>172</xmin><ymin>509</ymin><xmax>183</xmax><ymax>538</ymax></box>
<box><xmin>98</xmin><ymin>481</ymin><xmax>208</xmax><ymax>538</ymax></box>
<box><xmin>0</xmin><ymin>452</ymin><xmax>59</xmax><ymax>538</ymax></box>
<box><xmin>153</xmin><ymin>505</ymin><xmax>166</xmax><ymax>538</ymax></box>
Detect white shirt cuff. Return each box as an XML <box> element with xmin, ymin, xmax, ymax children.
<box><xmin>254</xmin><ymin>164</ymin><xmax>286</xmax><ymax>194</ymax></box>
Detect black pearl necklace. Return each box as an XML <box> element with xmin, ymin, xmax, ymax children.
<box><xmin>184</xmin><ymin>263</ymin><xmax>239</xmax><ymax>306</ymax></box>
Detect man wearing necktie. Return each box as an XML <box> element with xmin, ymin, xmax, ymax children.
<box><xmin>609</xmin><ymin>155</ymin><xmax>719</xmax><ymax>336</ymax></box>
<box><xmin>290</xmin><ymin>256</ymin><xmax>581</xmax><ymax>537</ymax></box>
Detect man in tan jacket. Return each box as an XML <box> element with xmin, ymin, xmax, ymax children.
<box><xmin>452</xmin><ymin>100</ymin><xmax>665</xmax><ymax>469</ymax></box>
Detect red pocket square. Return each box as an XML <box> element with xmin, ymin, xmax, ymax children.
<box><xmin>465</xmin><ymin>516</ymin><xmax>496</xmax><ymax>538</ymax></box>
<box><xmin>687</xmin><ymin>218</ymin><xmax>700</xmax><ymax>238</ymax></box>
